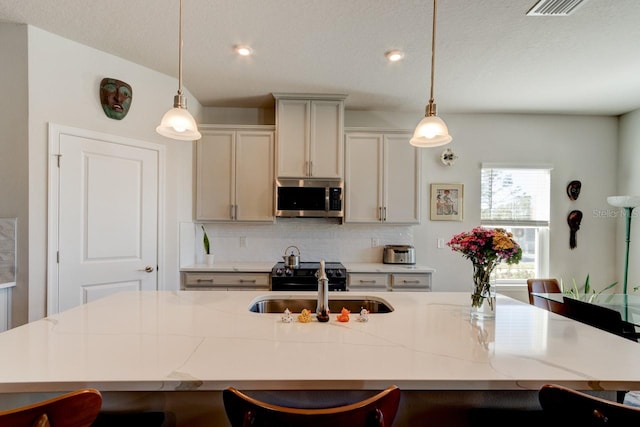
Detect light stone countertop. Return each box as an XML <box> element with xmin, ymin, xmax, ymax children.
<box><xmin>0</xmin><ymin>290</ymin><xmax>639</xmax><ymax>394</ymax></box>
<box><xmin>180</xmin><ymin>262</ymin><xmax>435</xmax><ymax>274</ymax></box>
<box><xmin>344</xmin><ymin>263</ymin><xmax>435</xmax><ymax>273</ymax></box>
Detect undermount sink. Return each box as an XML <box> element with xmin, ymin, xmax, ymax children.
<box><xmin>249</xmin><ymin>295</ymin><xmax>394</xmax><ymax>314</ymax></box>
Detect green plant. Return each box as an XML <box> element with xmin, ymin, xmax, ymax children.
<box><xmin>201</xmin><ymin>225</ymin><xmax>210</xmax><ymax>255</ymax></box>
<box><xmin>560</xmin><ymin>274</ymin><xmax>617</xmax><ymax>303</ymax></box>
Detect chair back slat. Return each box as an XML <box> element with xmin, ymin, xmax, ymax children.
<box><xmin>0</xmin><ymin>388</ymin><xmax>102</xmax><ymax>427</ymax></box>
<box><xmin>224</xmin><ymin>385</ymin><xmax>400</xmax><ymax>427</ymax></box>
<box><xmin>540</xmin><ymin>384</ymin><xmax>640</xmax><ymax>426</ymax></box>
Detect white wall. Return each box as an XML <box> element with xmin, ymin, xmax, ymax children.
<box><xmin>0</xmin><ymin>24</ymin><xmax>28</xmax><ymax>327</ymax></box>
<box><xmin>617</xmin><ymin>109</ymin><xmax>640</xmax><ymax>292</ymax></box>
<box><xmin>24</xmin><ymin>26</ymin><xmax>202</xmax><ymax>323</ymax></box>
<box><xmin>419</xmin><ymin>113</ymin><xmax>618</xmax><ymax>292</ymax></box>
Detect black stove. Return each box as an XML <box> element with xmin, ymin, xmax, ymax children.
<box><xmin>270</xmin><ymin>261</ymin><xmax>347</xmax><ymax>291</ymax></box>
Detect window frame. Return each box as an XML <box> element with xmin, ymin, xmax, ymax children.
<box><xmin>480</xmin><ymin>164</ymin><xmax>552</xmax><ymax>284</ymax></box>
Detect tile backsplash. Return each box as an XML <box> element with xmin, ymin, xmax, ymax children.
<box><xmin>182</xmin><ymin>220</ymin><xmax>414</xmax><ymax>265</ymax></box>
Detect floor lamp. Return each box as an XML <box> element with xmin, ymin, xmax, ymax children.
<box><xmin>607</xmin><ymin>195</ymin><xmax>640</xmax><ymax>295</ymax></box>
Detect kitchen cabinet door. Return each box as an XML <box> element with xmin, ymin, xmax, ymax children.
<box><xmin>276</xmin><ymin>99</ymin><xmax>309</xmax><ymax>177</ymax></box>
<box><xmin>309</xmin><ymin>100</ymin><xmax>344</xmax><ymax>178</ymax></box>
<box><xmin>196</xmin><ymin>127</ymin><xmax>275</xmax><ymax>222</ymax></box>
<box><xmin>196</xmin><ymin>131</ymin><xmax>235</xmax><ymax>221</ymax></box>
<box><xmin>235</xmin><ymin>131</ymin><xmax>275</xmax><ymax>221</ymax></box>
<box><xmin>275</xmin><ymin>94</ymin><xmax>345</xmax><ymax>178</ymax></box>
<box><xmin>344</xmin><ymin>133</ymin><xmax>383</xmax><ymax>222</ymax></box>
<box><xmin>345</xmin><ymin>132</ymin><xmax>421</xmax><ymax>224</ymax></box>
<box><xmin>383</xmin><ymin>134</ymin><xmax>421</xmax><ymax>224</ymax></box>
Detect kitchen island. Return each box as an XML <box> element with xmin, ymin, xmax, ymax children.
<box><xmin>0</xmin><ymin>290</ymin><xmax>639</xmax><ymax>426</ymax></box>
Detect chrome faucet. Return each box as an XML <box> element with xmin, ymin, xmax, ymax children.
<box><xmin>316</xmin><ymin>259</ymin><xmax>330</xmax><ymax>322</ymax></box>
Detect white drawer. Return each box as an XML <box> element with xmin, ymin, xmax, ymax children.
<box><xmin>391</xmin><ymin>273</ymin><xmax>431</xmax><ymax>291</ymax></box>
<box><xmin>347</xmin><ymin>273</ymin><xmax>389</xmax><ymax>290</ymax></box>
<box><xmin>183</xmin><ymin>272</ymin><xmax>269</xmax><ymax>289</ymax></box>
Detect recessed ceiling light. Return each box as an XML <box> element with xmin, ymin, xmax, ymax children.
<box><xmin>385</xmin><ymin>50</ymin><xmax>404</xmax><ymax>62</ymax></box>
<box><xmin>234</xmin><ymin>45</ymin><xmax>253</xmax><ymax>56</ymax></box>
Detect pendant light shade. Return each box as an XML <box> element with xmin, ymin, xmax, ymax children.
<box><xmin>410</xmin><ymin>0</ymin><xmax>452</xmax><ymax>148</ymax></box>
<box><xmin>156</xmin><ymin>98</ymin><xmax>201</xmax><ymax>141</ymax></box>
<box><xmin>156</xmin><ymin>0</ymin><xmax>201</xmax><ymax>141</ymax></box>
<box><xmin>410</xmin><ymin>114</ymin><xmax>452</xmax><ymax>147</ymax></box>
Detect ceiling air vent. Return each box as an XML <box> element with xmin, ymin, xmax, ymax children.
<box><xmin>526</xmin><ymin>0</ymin><xmax>588</xmax><ymax>16</ymax></box>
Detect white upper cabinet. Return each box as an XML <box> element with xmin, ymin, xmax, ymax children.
<box><xmin>274</xmin><ymin>93</ymin><xmax>347</xmax><ymax>178</ymax></box>
<box><xmin>196</xmin><ymin>126</ymin><xmax>275</xmax><ymax>222</ymax></box>
<box><xmin>345</xmin><ymin>131</ymin><xmax>421</xmax><ymax>224</ymax></box>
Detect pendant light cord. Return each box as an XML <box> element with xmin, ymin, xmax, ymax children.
<box><xmin>178</xmin><ymin>0</ymin><xmax>184</xmax><ymax>96</ymax></box>
<box><xmin>429</xmin><ymin>0</ymin><xmax>437</xmax><ymax>105</ymax></box>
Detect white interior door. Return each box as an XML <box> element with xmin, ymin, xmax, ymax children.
<box><xmin>49</xmin><ymin>125</ymin><xmax>161</xmax><ymax>314</ymax></box>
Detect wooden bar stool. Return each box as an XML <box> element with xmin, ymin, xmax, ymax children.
<box><xmin>0</xmin><ymin>388</ymin><xmax>102</xmax><ymax>427</ymax></box>
<box><xmin>223</xmin><ymin>385</ymin><xmax>400</xmax><ymax>427</ymax></box>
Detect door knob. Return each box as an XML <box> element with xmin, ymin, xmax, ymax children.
<box><xmin>139</xmin><ymin>265</ymin><xmax>154</xmax><ymax>273</ymax></box>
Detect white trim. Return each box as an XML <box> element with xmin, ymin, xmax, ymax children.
<box><xmin>47</xmin><ymin>123</ymin><xmax>166</xmax><ymax>314</ymax></box>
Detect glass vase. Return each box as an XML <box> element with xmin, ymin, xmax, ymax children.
<box><xmin>471</xmin><ymin>263</ymin><xmax>496</xmax><ymax>319</ymax></box>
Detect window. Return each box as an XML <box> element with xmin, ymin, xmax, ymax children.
<box><xmin>480</xmin><ymin>165</ymin><xmax>551</xmax><ymax>282</ymax></box>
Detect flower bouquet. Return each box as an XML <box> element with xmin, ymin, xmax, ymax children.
<box><xmin>447</xmin><ymin>227</ymin><xmax>522</xmax><ymax>315</ymax></box>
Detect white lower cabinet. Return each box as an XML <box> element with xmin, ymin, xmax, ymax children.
<box><xmin>390</xmin><ymin>273</ymin><xmax>431</xmax><ymax>291</ymax></box>
<box><xmin>182</xmin><ymin>272</ymin><xmax>270</xmax><ymax>291</ymax></box>
<box><xmin>347</xmin><ymin>273</ymin><xmax>389</xmax><ymax>291</ymax></box>
<box><xmin>196</xmin><ymin>126</ymin><xmax>275</xmax><ymax>222</ymax></box>
<box><xmin>347</xmin><ymin>272</ymin><xmax>431</xmax><ymax>292</ymax></box>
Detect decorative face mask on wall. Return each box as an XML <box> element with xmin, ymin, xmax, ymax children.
<box><xmin>567</xmin><ymin>180</ymin><xmax>582</xmax><ymax>201</ymax></box>
<box><xmin>567</xmin><ymin>210</ymin><xmax>583</xmax><ymax>249</ymax></box>
<box><xmin>99</xmin><ymin>78</ymin><xmax>132</xmax><ymax>120</ymax></box>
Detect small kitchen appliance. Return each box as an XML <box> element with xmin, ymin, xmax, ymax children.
<box><xmin>383</xmin><ymin>245</ymin><xmax>416</xmax><ymax>265</ymax></box>
<box><xmin>282</xmin><ymin>245</ymin><xmax>301</xmax><ymax>269</ymax></box>
<box><xmin>271</xmin><ymin>261</ymin><xmax>347</xmax><ymax>291</ymax></box>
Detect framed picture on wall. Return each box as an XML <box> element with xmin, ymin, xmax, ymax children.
<box><xmin>430</xmin><ymin>183</ymin><xmax>463</xmax><ymax>221</ymax></box>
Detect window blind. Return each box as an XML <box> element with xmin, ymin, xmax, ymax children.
<box><xmin>481</xmin><ymin>166</ymin><xmax>551</xmax><ymax>227</ymax></box>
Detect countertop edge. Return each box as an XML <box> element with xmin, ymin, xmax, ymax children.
<box><xmin>180</xmin><ymin>262</ymin><xmax>436</xmax><ymax>274</ymax></box>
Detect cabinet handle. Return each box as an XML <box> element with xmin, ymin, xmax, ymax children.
<box><xmin>230</xmin><ymin>205</ymin><xmax>234</xmax><ymax>220</ymax></box>
<box><xmin>239</xmin><ymin>279</ymin><xmax>257</xmax><ymax>283</ymax></box>
<box><xmin>309</xmin><ymin>161</ymin><xmax>313</xmax><ymax>176</ymax></box>
<box><xmin>402</xmin><ymin>280</ymin><xmax>420</xmax><ymax>284</ymax></box>
<box><xmin>378</xmin><ymin>207</ymin><xmax>382</xmax><ymax>221</ymax></box>
<box><xmin>359</xmin><ymin>280</ymin><xmax>377</xmax><ymax>284</ymax></box>
<box><xmin>196</xmin><ymin>278</ymin><xmax>214</xmax><ymax>283</ymax></box>
<box><xmin>305</xmin><ymin>161</ymin><xmax>309</xmax><ymax>176</ymax></box>
<box><xmin>383</xmin><ymin>206</ymin><xmax>387</xmax><ymax>222</ymax></box>
<box><xmin>235</xmin><ymin>204</ymin><xmax>239</xmax><ymax>220</ymax></box>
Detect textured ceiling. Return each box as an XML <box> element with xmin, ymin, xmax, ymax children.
<box><xmin>1</xmin><ymin>0</ymin><xmax>640</xmax><ymax>115</ymax></box>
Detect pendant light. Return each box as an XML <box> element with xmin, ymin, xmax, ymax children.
<box><xmin>156</xmin><ymin>0</ymin><xmax>202</xmax><ymax>141</ymax></box>
<box><xmin>410</xmin><ymin>0</ymin><xmax>452</xmax><ymax>148</ymax></box>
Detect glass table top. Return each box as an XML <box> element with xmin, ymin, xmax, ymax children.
<box><xmin>532</xmin><ymin>293</ymin><xmax>640</xmax><ymax>326</ymax></box>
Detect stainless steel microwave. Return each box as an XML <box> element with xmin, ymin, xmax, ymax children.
<box><xmin>275</xmin><ymin>178</ymin><xmax>343</xmax><ymax>218</ymax></box>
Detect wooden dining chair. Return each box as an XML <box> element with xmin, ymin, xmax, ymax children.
<box><xmin>223</xmin><ymin>385</ymin><xmax>401</xmax><ymax>427</ymax></box>
<box><xmin>0</xmin><ymin>388</ymin><xmax>102</xmax><ymax>427</ymax></box>
<box><xmin>526</xmin><ymin>278</ymin><xmax>565</xmax><ymax>315</ymax></box>
<box><xmin>539</xmin><ymin>383</ymin><xmax>640</xmax><ymax>425</ymax></box>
